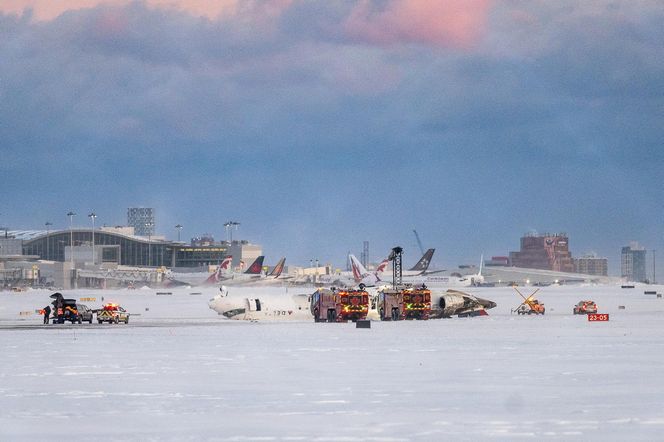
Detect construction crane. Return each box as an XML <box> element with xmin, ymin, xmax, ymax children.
<box><xmin>413</xmin><ymin>230</ymin><xmax>425</xmax><ymax>256</ymax></box>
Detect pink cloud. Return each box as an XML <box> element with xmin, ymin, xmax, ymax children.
<box><xmin>344</xmin><ymin>0</ymin><xmax>493</xmax><ymax>48</ymax></box>
<box><xmin>0</xmin><ymin>1</ymin><xmax>241</xmax><ymax>21</ymax></box>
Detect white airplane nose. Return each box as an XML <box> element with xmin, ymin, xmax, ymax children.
<box><xmin>208</xmin><ymin>295</ymin><xmax>221</xmax><ymax>310</ymax></box>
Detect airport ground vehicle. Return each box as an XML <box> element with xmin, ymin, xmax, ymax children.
<box><xmin>516</xmin><ymin>300</ymin><xmax>545</xmax><ymax>315</ymax></box>
<box><xmin>97</xmin><ymin>303</ymin><xmax>130</xmax><ymax>324</ymax></box>
<box><xmin>51</xmin><ymin>299</ymin><xmax>81</xmax><ymax>324</ymax></box>
<box><xmin>77</xmin><ymin>304</ymin><xmax>94</xmax><ymax>323</ymax></box>
<box><xmin>573</xmin><ymin>300</ymin><xmax>598</xmax><ymax>315</ymax></box>
<box><xmin>513</xmin><ymin>288</ymin><xmax>545</xmax><ymax>315</ymax></box>
<box><xmin>378</xmin><ymin>286</ymin><xmax>432</xmax><ymax>320</ymax></box>
<box><xmin>311</xmin><ymin>288</ymin><xmax>369</xmax><ymax>322</ymax></box>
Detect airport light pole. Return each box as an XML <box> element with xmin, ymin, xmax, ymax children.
<box><xmin>45</xmin><ymin>221</ymin><xmax>52</xmax><ymax>260</ymax></box>
<box><xmin>146</xmin><ymin>222</ymin><xmax>154</xmax><ymax>267</ymax></box>
<box><xmin>67</xmin><ymin>211</ymin><xmax>76</xmax><ymax>265</ymax></box>
<box><xmin>175</xmin><ymin>224</ymin><xmax>183</xmax><ymax>242</ymax></box>
<box><xmin>88</xmin><ymin>212</ymin><xmax>97</xmax><ymax>265</ymax></box>
<box><xmin>309</xmin><ymin>259</ymin><xmax>313</xmax><ymax>282</ymax></box>
<box><xmin>315</xmin><ymin>258</ymin><xmax>319</xmax><ymax>284</ymax></box>
<box><xmin>653</xmin><ymin>249</ymin><xmax>657</xmax><ymax>284</ymax></box>
<box><xmin>224</xmin><ymin>221</ymin><xmax>240</xmax><ymax>243</ymax></box>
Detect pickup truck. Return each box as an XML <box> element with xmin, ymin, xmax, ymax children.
<box><xmin>97</xmin><ymin>304</ymin><xmax>130</xmax><ymax>324</ymax></box>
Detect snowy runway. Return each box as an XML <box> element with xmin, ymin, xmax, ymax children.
<box><xmin>1</xmin><ymin>285</ymin><xmax>663</xmax><ymax>441</ymax></box>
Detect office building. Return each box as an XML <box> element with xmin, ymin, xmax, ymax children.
<box><xmin>574</xmin><ymin>253</ymin><xmax>608</xmax><ymax>276</ymax></box>
<box><xmin>621</xmin><ymin>242</ymin><xmax>647</xmax><ymax>282</ymax></box>
<box><xmin>509</xmin><ymin>232</ymin><xmax>575</xmax><ymax>272</ymax></box>
<box><xmin>127</xmin><ymin>208</ymin><xmax>155</xmax><ymax>237</ymax></box>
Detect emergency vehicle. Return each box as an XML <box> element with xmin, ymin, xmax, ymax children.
<box><xmin>310</xmin><ymin>288</ymin><xmax>369</xmax><ymax>322</ymax></box>
<box><xmin>378</xmin><ymin>286</ymin><xmax>431</xmax><ymax>320</ymax></box>
<box><xmin>573</xmin><ymin>300</ymin><xmax>598</xmax><ymax>315</ymax></box>
<box><xmin>52</xmin><ymin>299</ymin><xmax>82</xmax><ymax>324</ymax></box>
<box><xmin>97</xmin><ymin>303</ymin><xmax>130</xmax><ymax>324</ymax></box>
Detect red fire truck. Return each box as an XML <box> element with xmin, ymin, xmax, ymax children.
<box><xmin>310</xmin><ymin>288</ymin><xmax>369</xmax><ymax>322</ymax></box>
<box><xmin>378</xmin><ymin>286</ymin><xmax>431</xmax><ymax>320</ymax></box>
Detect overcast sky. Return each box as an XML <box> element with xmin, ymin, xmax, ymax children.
<box><xmin>1</xmin><ymin>1</ymin><xmax>662</xmax><ymax>276</ymax></box>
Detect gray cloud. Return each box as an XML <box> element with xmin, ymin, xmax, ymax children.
<box><xmin>1</xmin><ymin>1</ymin><xmax>662</xmax><ymax>271</ymax></box>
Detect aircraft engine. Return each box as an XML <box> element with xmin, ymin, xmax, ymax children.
<box><xmin>439</xmin><ymin>293</ymin><xmax>468</xmax><ymax>318</ymax></box>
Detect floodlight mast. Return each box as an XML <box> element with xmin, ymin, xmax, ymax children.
<box><xmin>88</xmin><ymin>212</ymin><xmax>97</xmax><ymax>265</ymax></box>
<box><xmin>67</xmin><ymin>211</ymin><xmax>76</xmax><ymax>265</ymax></box>
<box><xmin>389</xmin><ymin>246</ymin><xmax>403</xmax><ymax>288</ymax></box>
<box><xmin>223</xmin><ymin>221</ymin><xmax>240</xmax><ymax>243</ymax></box>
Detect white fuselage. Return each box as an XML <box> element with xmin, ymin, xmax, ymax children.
<box><xmin>208</xmin><ymin>291</ymin><xmax>313</xmax><ymax>321</ymax></box>
<box><xmin>404</xmin><ymin>274</ymin><xmax>484</xmax><ymax>287</ymax></box>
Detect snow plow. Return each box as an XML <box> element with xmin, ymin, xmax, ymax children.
<box><xmin>512</xmin><ymin>288</ymin><xmax>545</xmax><ymax>315</ymax></box>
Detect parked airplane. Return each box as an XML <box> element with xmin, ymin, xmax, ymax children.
<box><xmin>230</xmin><ymin>257</ymin><xmax>296</xmax><ymax>286</ymax></box>
<box><xmin>406</xmin><ymin>255</ymin><xmax>485</xmax><ymax>287</ymax></box>
<box><xmin>269</xmin><ymin>257</ymin><xmax>286</xmax><ymax>278</ymax></box>
<box><xmin>297</xmin><ymin>255</ymin><xmax>388</xmax><ymax>287</ymax></box>
<box><xmin>219</xmin><ymin>256</ymin><xmax>266</xmax><ymax>282</ymax></box>
<box><xmin>409</xmin><ymin>248</ymin><xmax>436</xmax><ymax>274</ymax></box>
<box><xmin>350</xmin><ymin>254</ymin><xmax>389</xmax><ymax>285</ymax></box>
<box><xmin>371</xmin><ymin>248</ymin><xmax>439</xmax><ymax>278</ymax></box>
<box><xmin>166</xmin><ymin>256</ymin><xmax>233</xmax><ymax>287</ymax></box>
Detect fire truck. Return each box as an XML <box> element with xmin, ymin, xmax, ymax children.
<box><xmin>96</xmin><ymin>303</ymin><xmax>130</xmax><ymax>324</ymax></box>
<box><xmin>378</xmin><ymin>286</ymin><xmax>432</xmax><ymax>320</ymax></box>
<box><xmin>310</xmin><ymin>288</ymin><xmax>369</xmax><ymax>322</ymax></box>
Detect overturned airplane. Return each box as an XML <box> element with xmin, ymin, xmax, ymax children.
<box><xmin>432</xmin><ymin>289</ymin><xmax>497</xmax><ymax>318</ymax></box>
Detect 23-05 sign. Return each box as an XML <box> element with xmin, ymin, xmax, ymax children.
<box><xmin>588</xmin><ymin>314</ymin><xmax>609</xmax><ymax>322</ymax></box>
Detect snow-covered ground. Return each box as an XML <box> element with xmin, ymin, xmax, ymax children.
<box><xmin>1</xmin><ymin>284</ymin><xmax>663</xmax><ymax>441</ymax></box>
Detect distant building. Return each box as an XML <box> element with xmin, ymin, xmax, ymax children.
<box><xmin>485</xmin><ymin>256</ymin><xmax>510</xmax><ymax>267</ymax></box>
<box><xmin>18</xmin><ymin>229</ymin><xmax>228</xmax><ymax>268</ymax></box>
<box><xmin>0</xmin><ymin>237</ymin><xmax>23</xmax><ymax>256</ymax></box>
<box><xmin>574</xmin><ymin>253</ymin><xmax>608</xmax><ymax>276</ymax></box>
<box><xmin>101</xmin><ymin>226</ymin><xmax>135</xmax><ymax>236</ymax></box>
<box><xmin>509</xmin><ymin>232</ymin><xmax>575</xmax><ymax>272</ymax></box>
<box><xmin>228</xmin><ymin>240</ymin><xmax>262</xmax><ymax>270</ymax></box>
<box><xmin>191</xmin><ymin>235</ymin><xmax>216</xmax><ymax>247</ymax></box>
<box><xmin>127</xmin><ymin>207</ymin><xmax>155</xmax><ymax>237</ymax></box>
<box><xmin>621</xmin><ymin>242</ymin><xmax>647</xmax><ymax>282</ymax></box>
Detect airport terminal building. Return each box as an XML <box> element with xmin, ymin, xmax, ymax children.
<box><xmin>15</xmin><ymin>229</ymin><xmax>227</xmax><ymax>268</ymax></box>
<box><xmin>2</xmin><ymin>228</ymin><xmax>267</xmax><ymax>289</ymax></box>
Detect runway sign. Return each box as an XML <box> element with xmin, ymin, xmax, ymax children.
<box><xmin>588</xmin><ymin>314</ymin><xmax>609</xmax><ymax>322</ymax></box>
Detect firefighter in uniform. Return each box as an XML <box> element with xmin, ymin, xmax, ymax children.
<box><xmin>43</xmin><ymin>305</ymin><xmax>51</xmax><ymax>324</ymax></box>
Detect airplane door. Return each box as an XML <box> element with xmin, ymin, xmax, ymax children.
<box><xmin>246</xmin><ymin>298</ymin><xmax>262</xmax><ymax>311</ymax></box>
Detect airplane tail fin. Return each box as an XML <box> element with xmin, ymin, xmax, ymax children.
<box><xmin>204</xmin><ymin>255</ymin><xmax>233</xmax><ymax>284</ymax></box>
<box><xmin>350</xmin><ymin>254</ymin><xmax>380</xmax><ymax>285</ymax></box>
<box><xmin>478</xmin><ymin>253</ymin><xmax>484</xmax><ymax>276</ymax></box>
<box><xmin>349</xmin><ymin>254</ymin><xmax>367</xmax><ymax>282</ymax></box>
<box><xmin>410</xmin><ymin>248</ymin><xmax>435</xmax><ymax>273</ymax></box>
<box><xmin>244</xmin><ymin>256</ymin><xmax>265</xmax><ymax>274</ymax></box>
<box><xmin>220</xmin><ymin>255</ymin><xmax>233</xmax><ymax>271</ymax></box>
<box><xmin>269</xmin><ymin>257</ymin><xmax>286</xmax><ymax>278</ymax></box>
<box><xmin>374</xmin><ymin>258</ymin><xmax>389</xmax><ymax>275</ymax></box>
